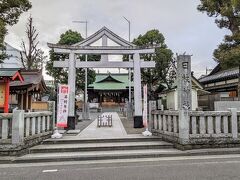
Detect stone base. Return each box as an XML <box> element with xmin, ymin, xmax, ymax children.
<box><xmin>134</xmin><ymin>116</ymin><xmax>143</xmax><ymax>128</ymax></box>
<box><xmin>67</xmin><ymin>130</ymin><xmax>81</xmax><ymax>134</ymax></box>
<box><xmin>65</xmin><ymin>116</ymin><xmax>76</xmax><ymax>130</ymax></box>
<box><xmin>0</xmin><ymin>132</ymin><xmax>51</xmax><ymax>156</ymax></box>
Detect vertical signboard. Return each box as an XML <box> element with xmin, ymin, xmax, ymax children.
<box><xmin>57</xmin><ymin>84</ymin><xmax>70</xmax><ymax>128</ymax></box>
<box><xmin>177</xmin><ymin>55</ymin><xmax>192</xmax><ymax>111</ymax></box>
<box><xmin>143</xmin><ymin>84</ymin><xmax>148</xmax><ymax>128</ymax></box>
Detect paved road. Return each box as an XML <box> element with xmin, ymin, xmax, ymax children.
<box><xmin>1</xmin><ymin>155</ymin><xmax>240</xmax><ymax>180</ymax></box>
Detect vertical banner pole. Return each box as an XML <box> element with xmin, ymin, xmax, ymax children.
<box><xmin>143</xmin><ymin>84</ymin><xmax>148</xmax><ymax>128</ymax></box>
<box><xmin>52</xmin><ymin>84</ymin><xmax>70</xmax><ymax>139</ymax></box>
<box><xmin>142</xmin><ymin>84</ymin><xmax>152</xmax><ymax>136</ymax></box>
<box><xmin>57</xmin><ymin>84</ymin><xmax>70</xmax><ymax>128</ymax></box>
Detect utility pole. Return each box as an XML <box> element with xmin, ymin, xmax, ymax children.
<box><xmin>73</xmin><ymin>20</ymin><xmax>89</xmax><ymax>120</ymax></box>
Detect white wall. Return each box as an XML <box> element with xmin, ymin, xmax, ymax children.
<box><xmin>0</xmin><ymin>43</ymin><xmax>23</xmax><ymax>68</ymax></box>
<box><xmin>166</xmin><ymin>91</ymin><xmax>176</xmax><ymax>110</ymax></box>
<box><xmin>166</xmin><ymin>89</ymin><xmax>198</xmax><ymax>110</ymax></box>
<box><xmin>192</xmin><ymin>89</ymin><xmax>198</xmax><ymax>110</ymax></box>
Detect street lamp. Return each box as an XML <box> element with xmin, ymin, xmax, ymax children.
<box><xmin>123</xmin><ymin>17</ymin><xmax>131</xmax><ymax>101</ymax></box>
<box><xmin>73</xmin><ymin>20</ymin><xmax>89</xmax><ymax>119</ymax></box>
<box><xmin>123</xmin><ymin>16</ymin><xmax>132</xmax><ymax>118</ymax></box>
<box><xmin>123</xmin><ymin>17</ymin><xmax>131</xmax><ymax>43</ymax></box>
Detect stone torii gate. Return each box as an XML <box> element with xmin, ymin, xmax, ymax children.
<box><xmin>48</xmin><ymin>27</ymin><xmax>156</xmax><ymax>129</ymax></box>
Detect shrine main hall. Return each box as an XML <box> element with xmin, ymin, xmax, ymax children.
<box><xmin>88</xmin><ymin>73</ymin><xmax>133</xmax><ymax>105</ymax></box>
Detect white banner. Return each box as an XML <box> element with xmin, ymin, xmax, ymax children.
<box><xmin>143</xmin><ymin>84</ymin><xmax>148</xmax><ymax>128</ymax></box>
<box><xmin>57</xmin><ymin>84</ymin><xmax>70</xmax><ymax>128</ymax></box>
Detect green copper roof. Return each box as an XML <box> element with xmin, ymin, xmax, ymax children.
<box><xmin>89</xmin><ymin>73</ymin><xmax>133</xmax><ymax>90</ymax></box>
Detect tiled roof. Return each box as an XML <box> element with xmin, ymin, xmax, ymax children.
<box><xmin>0</xmin><ymin>68</ymin><xmax>20</xmax><ymax>77</ymax></box>
<box><xmin>88</xmin><ymin>73</ymin><xmax>133</xmax><ymax>90</ymax></box>
<box><xmin>199</xmin><ymin>67</ymin><xmax>239</xmax><ymax>83</ymax></box>
<box><xmin>10</xmin><ymin>70</ymin><xmax>47</xmax><ymax>91</ymax></box>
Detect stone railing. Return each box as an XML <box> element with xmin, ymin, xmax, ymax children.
<box><xmin>188</xmin><ymin>111</ymin><xmax>233</xmax><ymax>139</ymax></box>
<box><xmin>0</xmin><ymin>110</ymin><xmax>54</xmax><ymax>145</ymax></box>
<box><xmin>0</xmin><ymin>113</ymin><xmax>13</xmax><ymax>143</ymax></box>
<box><xmin>151</xmin><ymin>108</ymin><xmax>240</xmax><ymax>148</ymax></box>
<box><xmin>238</xmin><ymin>112</ymin><xmax>240</xmax><ymax>132</ymax></box>
<box><xmin>151</xmin><ymin>110</ymin><xmax>179</xmax><ymax>138</ymax></box>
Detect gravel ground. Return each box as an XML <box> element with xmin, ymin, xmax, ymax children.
<box><xmin>75</xmin><ymin>111</ymin><xmax>101</xmax><ymax>131</ymax></box>
<box><xmin>119</xmin><ymin>113</ymin><xmax>144</xmax><ymax>134</ymax></box>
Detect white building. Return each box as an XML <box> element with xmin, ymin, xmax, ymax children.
<box><xmin>0</xmin><ymin>42</ymin><xmax>23</xmax><ymax>68</ymax></box>
<box><xmin>160</xmin><ymin>77</ymin><xmax>207</xmax><ymax>111</ymax></box>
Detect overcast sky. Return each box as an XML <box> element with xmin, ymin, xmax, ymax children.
<box><xmin>5</xmin><ymin>0</ymin><xmax>229</xmax><ymax>79</ymax></box>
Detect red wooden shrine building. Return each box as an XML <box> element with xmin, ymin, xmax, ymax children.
<box><xmin>0</xmin><ymin>68</ymin><xmax>23</xmax><ymax>113</ymax></box>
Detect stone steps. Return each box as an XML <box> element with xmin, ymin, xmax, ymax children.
<box><xmin>16</xmin><ymin>149</ymin><xmax>182</xmax><ymax>163</ymax></box>
<box><xmin>12</xmin><ymin>136</ymin><xmax>178</xmax><ymax>163</ymax></box>
<box><xmin>30</xmin><ymin>141</ymin><xmax>173</xmax><ymax>153</ymax></box>
<box><xmin>15</xmin><ymin>146</ymin><xmax>240</xmax><ymax>164</ymax></box>
<box><xmin>5</xmin><ymin>136</ymin><xmax>240</xmax><ymax>164</ymax></box>
<box><xmin>42</xmin><ymin>136</ymin><xmax>162</xmax><ymax>144</ymax></box>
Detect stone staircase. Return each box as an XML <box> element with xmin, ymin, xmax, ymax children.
<box><xmin>14</xmin><ymin>136</ymin><xmax>183</xmax><ymax>163</ymax></box>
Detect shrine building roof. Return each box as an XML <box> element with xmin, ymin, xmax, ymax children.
<box><xmin>199</xmin><ymin>66</ymin><xmax>239</xmax><ymax>84</ymax></box>
<box><xmin>0</xmin><ymin>68</ymin><xmax>24</xmax><ymax>81</ymax></box>
<box><xmin>10</xmin><ymin>70</ymin><xmax>47</xmax><ymax>92</ymax></box>
<box><xmin>88</xmin><ymin>73</ymin><xmax>133</xmax><ymax>91</ymax></box>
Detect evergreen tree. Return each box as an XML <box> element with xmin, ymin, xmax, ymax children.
<box><xmin>198</xmin><ymin>0</ymin><xmax>240</xmax><ymax>69</ymax></box>
<box><xmin>46</xmin><ymin>30</ymin><xmax>99</xmax><ymax>90</ymax></box>
<box><xmin>0</xmin><ymin>0</ymin><xmax>31</xmax><ymax>62</ymax></box>
<box><xmin>132</xmin><ymin>29</ymin><xmax>174</xmax><ymax>99</ymax></box>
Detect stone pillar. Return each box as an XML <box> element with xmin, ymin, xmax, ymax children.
<box><xmin>31</xmin><ymin>117</ymin><xmax>36</xmax><ymax>135</ymax></box>
<box><xmin>177</xmin><ymin>55</ymin><xmax>192</xmax><ymax>111</ymax></box>
<box><xmin>177</xmin><ymin>55</ymin><xmax>192</xmax><ymax>144</ymax></box>
<box><xmin>67</xmin><ymin>52</ymin><xmax>76</xmax><ymax>129</ymax></box>
<box><xmin>229</xmin><ymin>108</ymin><xmax>238</xmax><ymax>139</ymax></box>
<box><xmin>178</xmin><ymin>110</ymin><xmax>189</xmax><ymax>144</ymax></box>
<box><xmin>12</xmin><ymin>110</ymin><xmax>24</xmax><ymax>144</ymax></box>
<box><xmin>2</xmin><ymin>119</ymin><xmax>8</xmax><ymax>139</ymax></box>
<box><xmin>133</xmin><ymin>53</ymin><xmax>143</xmax><ymax>128</ymax></box>
<box><xmin>148</xmin><ymin>100</ymin><xmax>157</xmax><ymax>131</ymax></box>
<box><xmin>48</xmin><ymin>101</ymin><xmax>56</xmax><ymax>130</ymax></box>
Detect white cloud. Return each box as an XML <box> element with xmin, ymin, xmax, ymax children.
<box><xmin>5</xmin><ymin>0</ymin><xmax>229</xmax><ymax>78</ymax></box>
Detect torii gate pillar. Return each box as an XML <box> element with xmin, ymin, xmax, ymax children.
<box><xmin>133</xmin><ymin>53</ymin><xmax>143</xmax><ymax>128</ymax></box>
<box><xmin>67</xmin><ymin>52</ymin><xmax>76</xmax><ymax>129</ymax></box>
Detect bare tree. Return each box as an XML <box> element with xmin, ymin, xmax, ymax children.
<box><xmin>20</xmin><ymin>16</ymin><xmax>46</xmax><ymax>70</ymax></box>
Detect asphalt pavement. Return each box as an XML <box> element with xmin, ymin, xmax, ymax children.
<box><xmin>1</xmin><ymin>154</ymin><xmax>240</xmax><ymax>180</ymax></box>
